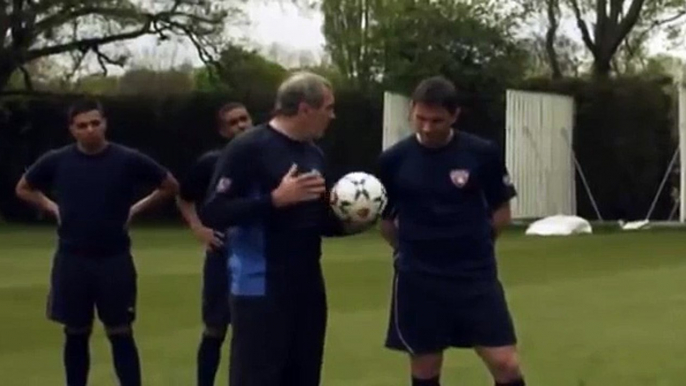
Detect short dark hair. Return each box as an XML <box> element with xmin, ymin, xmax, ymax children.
<box><xmin>216</xmin><ymin>102</ymin><xmax>246</xmax><ymax>126</ymax></box>
<box><xmin>67</xmin><ymin>98</ymin><xmax>104</xmax><ymax>123</ymax></box>
<box><xmin>411</xmin><ymin>76</ymin><xmax>460</xmax><ymax>113</ymax></box>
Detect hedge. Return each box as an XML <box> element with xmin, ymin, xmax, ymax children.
<box><xmin>0</xmin><ymin>76</ymin><xmax>678</xmax><ymax>222</ymax></box>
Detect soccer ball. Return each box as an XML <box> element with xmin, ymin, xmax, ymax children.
<box><xmin>330</xmin><ymin>172</ymin><xmax>387</xmax><ymax>223</ymax></box>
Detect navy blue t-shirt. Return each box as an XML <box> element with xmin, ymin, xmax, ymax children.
<box><xmin>179</xmin><ymin>149</ymin><xmax>221</xmax><ymax>206</ymax></box>
<box><xmin>24</xmin><ymin>143</ymin><xmax>168</xmax><ymax>257</ymax></box>
<box><xmin>378</xmin><ymin>131</ymin><xmax>516</xmax><ymax>280</ymax></box>
<box><xmin>199</xmin><ymin>124</ymin><xmax>345</xmax><ymax>296</ymax></box>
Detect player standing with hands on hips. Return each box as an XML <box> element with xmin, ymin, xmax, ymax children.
<box><xmin>176</xmin><ymin>102</ymin><xmax>252</xmax><ymax>386</ymax></box>
<box><xmin>176</xmin><ymin>102</ymin><xmax>253</xmax><ymax>386</ymax></box>
<box><xmin>200</xmin><ymin>72</ymin><xmax>370</xmax><ymax>386</ymax></box>
<box><xmin>378</xmin><ymin>76</ymin><xmax>526</xmax><ymax>386</ymax></box>
<box><xmin>15</xmin><ymin>98</ymin><xmax>179</xmax><ymax>386</ymax></box>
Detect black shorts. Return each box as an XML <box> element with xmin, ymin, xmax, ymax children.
<box><xmin>228</xmin><ymin>269</ymin><xmax>327</xmax><ymax>386</ymax></box>
<box><xmin>202</xmin><ymin>249</ymin><xmax>231</xmax><ymax>327</ymax></box>
<box><xmin>47</xmin><ymin>252</ymin><xmax>137</xmax><ymax>328</ymax></box>
<box><xmin>385</xmin><ymin>270</ymin><xmax>517</xmax><ymax>354</ymax></box>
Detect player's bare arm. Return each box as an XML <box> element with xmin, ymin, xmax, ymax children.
<box><xmin>128</xmin><ymin>172</ymin><xmax>179</xmax><ymax>223</ymax></box>
<box><xmin>380</xmin><ymin>218</ymin><xmax>399</xmax><ymax>250</ymax></box>
<box><xmin>491</xmin><ymin>201</ymin><xmax>512</xmax><ymax>238</ymax></box>
<box><xmin>15</xmin><ymin>175</ymin><xmax>60</xmax><ymax>222</ymax></box>
<box><xmin>175</xmin><ymin>196</ymin><xmax>223</xmax><ymax>248</ymax></box>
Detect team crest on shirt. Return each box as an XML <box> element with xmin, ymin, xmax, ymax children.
<box><xmin>215</xmin><ymin>177</ymin><xmax>232</xmax><ymax>193</ymax></box>
<box><xmin>449</xmin><ymin>169</ymin><xmax>470</xmax><ymax>188</ymax></box>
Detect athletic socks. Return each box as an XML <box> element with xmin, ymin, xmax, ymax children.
<box><xmin>197</xmin><ymin>334</ymin><xmax>225</xmax><ymax>386</ymax></box>
<box><xmin>496</xmin><ymin>379</ymin><xmax>526</xmax><ymax>386</ymax></box>
<box><xmin>64</xmin><ymin>332</ymin><xmax>90</xmax><ymax>386</ymax></box>
<box><xmin>412</xmin><ymin>376</ymin><xmax>440</xmax><ymax>386</ymax></box>
<box><xmin>108</xmin><ymin>333</ymin><xmax>141</xmax><ymax>386</ymax></box>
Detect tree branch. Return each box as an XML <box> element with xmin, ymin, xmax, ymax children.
<box><xmin>0</xmin><ymin>2</ymin><xmax>9</xmax><ymax>48</ymax></box>
<box><xmin>545</xmin><ymin>0</ymin><xmax>563</xmax><ymax>78</ymax></box>
<box><xmin>608</xmin><ymin>0</ymin><xmax>624</xmax><ymax>25</ymax></box>
<box><xmin>569</xmin><ymin>0</ymin><xmax>596</xmax><ymax>53</ymax></box>
<box><xmin>18</xmin><ymin>64</ymin><xmax>33</xmax><ymax>90</ymax></box>
<box><xmin>24</xmin><ymin>16</ymin><xmax>154</xmax><ymax>61</ymax></box>
<box><xmin>10</xmin><ymin>0</ymin><xmax>26</xmax><ymax>48</ymax></box>
<box><xmin>92</xmin><ymin>45</ymin><xmax>127</xmax><ymax>76</ymax></box>
<box><xmin>33</xmin><ymin>7</ymin><xmax>142</xmax><ymax>38</ymax></box>
<box><xmin>596</xmin><ymin>0</ymin><xmax>608</xmax><ymax>38</ymax></box>
<box><xmin>614</xmin><ymin>0</ymin><xmax>647</xmax><ymax>49</ymax></box>
<box><xmin>636</xmin><ymin>9</ymin><xmax>686</xmax><ymax>41</ymax></box>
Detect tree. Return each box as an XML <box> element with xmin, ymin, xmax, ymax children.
<box><xmin>195</xmin><ymin>44</ymin><xmax>288</xmax><ymax>97</ymax></box>
<box><xmin>568</xmin><ymin>0</ymin><xmax>686</xmax><ymax>78</ymax></box>
<box><xmin>118</xmin><ymin>67</ymin><xmax>195</xmax><ymax>95</ymax></box>
<box><xmin>375</xmin><ymin>0</ymin><xmax>529</xmax><ymax>94</ymax></box>
<box><xmin>321</xmin><ymin>0</ymin><xmax>528</xmax><ymax>92</ymax></box>
<box><xmin>321</xmin><ymin>0</ymin><xmax>377</xmax><ymax>89</ymax></box>
<box><xmin>0</xmin><ymin>0</ymin><xmax>231</xmax><ymax>92</ymax></box>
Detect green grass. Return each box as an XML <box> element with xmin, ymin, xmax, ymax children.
<box><xmin>1</xmin><ymin>225</ymin><xmax>686</xmax><ymax>385</ymax></box>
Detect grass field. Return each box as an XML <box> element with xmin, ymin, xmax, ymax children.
<box><xmin>1</xmin><ymin>225</ymin><xmax>686</xmax><ymax>385</ymax></box>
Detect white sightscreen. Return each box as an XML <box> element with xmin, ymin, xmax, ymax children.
<box><xmin>506</xmin><ymin>90</ymin><xmax>576</xmax><ymax>219</ymax></box>
<box><xmin>382</xmin><ymin>91</ymin><xmax>412</xmax><ymax>151</ymax></box>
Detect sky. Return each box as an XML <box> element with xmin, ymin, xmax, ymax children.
<box><xmin>125</xmin><ymin>2</ymin><xmax>326</xmax><ymax>70</ymax></box>
<box><xmin>243</xmin><ymin>2</ymin><xmax>325</xmax><ymax>53</ymax></box>
<box><xmin>105</xmin><ymin>1</ymin><xmax>686</xmax><ymax>73</ymax></box>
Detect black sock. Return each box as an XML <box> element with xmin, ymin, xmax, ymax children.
<box><xmin>412</xmin><ymin>376</ymin><xmax>440</xmax><ymax>386</ymax></box>
<box><xmin>64</xmin><ymin>332</ymin><xmax>90</xmax><ymax>386</ymax></box>
<box><xmin>496</xmin><ymin>379</ymin><xmax>525</xmax><ymax>386</ymax></box>
<box><xmin>197</xmin><ymin>334</ymin><xmax>225</xmax><ymax>386</ymax></box>
<box><xmin>108</xmin><ymin>333</ymin><xmax>141</xmax><ymax>386</ymax></box>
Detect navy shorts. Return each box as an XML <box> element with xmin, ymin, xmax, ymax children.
<box><xmin>202</xmin><ymin>249</ymin><xmax>231</xmax><ymax>327</ymax></box>
<box><xmin>47</xmin><ymin>252</ymin><xmax>136</xmax><ymax>328</ymax></box>
<box><xmin>385</xmin><ymin>270</ymin><xmax>517</xmax><ymax>354</ymax></box>
<box><xmin>229</xmin><ymin>269</ymin><xmax>327</xmax><ymax>386</ymax></box>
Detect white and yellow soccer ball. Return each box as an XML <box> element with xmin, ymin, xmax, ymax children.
<box><xmin>330</xmin><ymin>172</ymin><xmax>387</xmax><ymax>223</ymax></box>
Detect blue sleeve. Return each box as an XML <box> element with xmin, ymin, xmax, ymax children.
<box><xmin>199</xmin><ymin>140</ymin><xmax>273</xmax><ymax>229</ymax></box>
<box><xmin>481</xmin><ymin>144</ymin><xmax>517</xmax><ymax>211</ymax></box>
<box><xmin>129</xmin><ymin>150</ymin><xmax>168</xmax><ymax>186</ymax></box>
<box><xmin>377</xmin><ymin>151</ymin><xmax>397</xmax><ymax>220</ymax></box>
<box><xmin>24</xmin><ymin>150</ymin><xmax>59</xmax><ymax>192</ymax></box>
<box><xmin>179</xmin><ymin>153</ymin><xmax>216</xmax><ymax>202</ymax></box>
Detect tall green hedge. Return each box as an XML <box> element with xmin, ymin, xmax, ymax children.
<box><xmin>0</xmin><ymin>76</ymin><xmax>679</xmax><ymax>223</ymax></box>
<box><xmin>0</xmin><ymin>90</ymin><xmax>383</xmax><ymax>222</ymax></box>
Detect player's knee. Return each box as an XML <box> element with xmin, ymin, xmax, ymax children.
<box><xmin>203</xmin><ymin>325</ymin><xmax>227</xmax><ymax>340</ymax></box>
<box><xmin>105</xmin><ymin>324</ymin><xmax>133</xmax><ymax>337</ymax></box>
<box><xmin>489</xmin><ymin>352</ymin><xmax>522</xmax><ymax>382</ymax></box>
<box><xmin>64</xmin><ymin>326</ymin><xmax>92</xmax><ymax>336</ymax></box>
<box><xmin>410</xmin><ymin>352</ymin><xmax>443</xmax><ymax>379</ymax></box>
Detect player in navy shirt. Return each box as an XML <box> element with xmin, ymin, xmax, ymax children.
<box><xmin>378</xmin><ymin>77</ymin><xmax>526</xmax><ymax>386</ymax></box>
<box><xmin>15</xmin><ymin>99</ymin><xmax>179</xmax><ymax>386</ymax></box>
<box><xmin>200</xmin><ymin>72</ymin><xmax>369</xmax><ymax>386</ymax></box>
<box><xmin>176</xmin><ymin>102</ymin><xmax>253</xmax><ymax>386</ymax></box>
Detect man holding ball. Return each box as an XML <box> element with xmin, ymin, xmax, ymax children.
<box><xmin>377</xmin><ymin>76</ymin><xmax>526</xmax><ymax>386</ymax></box>
<box><xmin>200</xmin><ymin>71</ymin><xmax>369</xmax><ymax>386</ymax></box>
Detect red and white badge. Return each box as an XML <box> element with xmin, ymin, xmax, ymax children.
<box><xmin>449</xmin><ymin>169</ymin><xmax>470</xmax><ymax>188</ymax></box>
<box><xmin>215</xmin><ymin>177</ymin><xmax>232</xmax><ymax>193</ymax></box>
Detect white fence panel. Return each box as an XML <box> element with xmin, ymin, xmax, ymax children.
<box><xmin>506</xmin><ymin>90</ymin><xmax>576</xmax><ymax>219</ymax></box>
<box><xmin>382</xmin><ymin>92</ymin><xmax>412</xmax><ymax>151</ymax></box>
